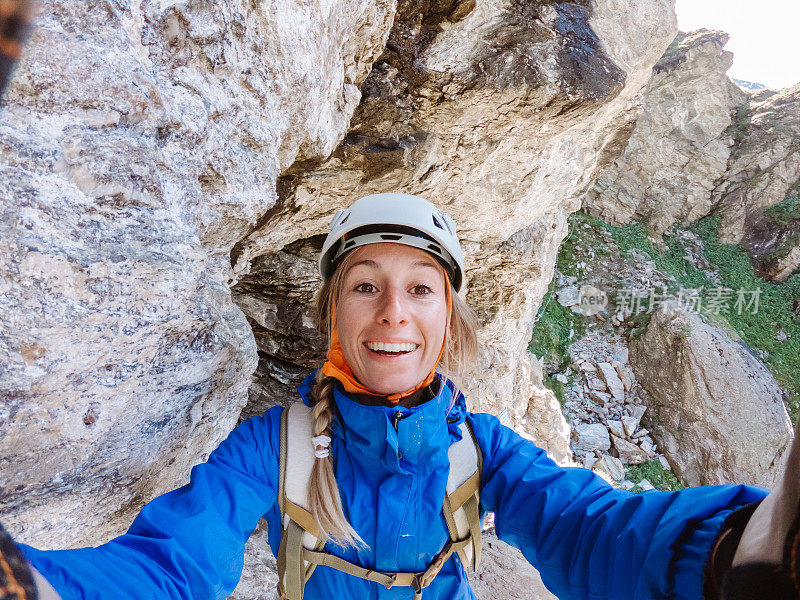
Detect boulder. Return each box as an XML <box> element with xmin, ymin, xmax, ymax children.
<box><xmin>638</xmin><ymin>479</ymin><xmax>656</xmax><ymax>491</ymax></box>
<box><xmin>593</xmin><ymin>454</ymin><xmax>626</xmax><ymax>481</ymax></box>
<box><xmin>573</xmin><ymin>423</ymin><xmax>612</xmax><ymax>454</ymax></box>
<box><xmin>607</xmin><ymin>419</ymin><xmax>625</xmax><ymax>439</ymax></box>
<box><xmin>589</xmin><ymin>390</ymin><xmax>612</xmax><ymax>405</ymax></box>
<box><xmin>597</xmin><ymin>362</ymin><xmax>625</xmax><ymax>402</ymax></box>
<box><xmin>612</xmin><ymin>435</ymin><xmax>650</xmax><ymax>465</ymax></box>
<box><xmin>622</xmin><ymin>416</ymin><xmax>639</xmax><ymax>438</ymax></box>
<box><xmin>556</xmin><ymin>286</ymin><xmax>581</xmax><ymax>307</ymax></box>
<box><xmin>629</xmin><ymin>302</ymin><xmax>793</xmax><ymax>486</ymax></box>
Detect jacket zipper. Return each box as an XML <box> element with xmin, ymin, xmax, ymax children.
<box><xmin>393</xmin><ymin>409</ymin><xmax>404</xmax><ymax>460</ymax></box>
<box><xmin>392</xmin><ymin>409</ymin><xmax>405</xmax><ymax>431</ymax></box>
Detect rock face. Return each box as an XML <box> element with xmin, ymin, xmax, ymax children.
<box><xmin>629</xmin><ymin>302</ymin><xmax>793</xmax><ymax>487</ymax></box>
<box><xmin>583</xmin><ymin>30</ymin><xmax>747</xmax><ymax>236</ymax></box>
<box><xmin>229</xmin><ymin>522</ymin><xmax>278</xmax><ymax>600</ymax></box>
<box><xmin>233</xmin><ymin>0</ymin><xmax>678</xmax><ymax>447</ymax></box>
<box><xmin>713</xmin><ymin>84</ymin><xmax>800</xmax><ymax>281</ymax></box>
<box><xmin>0</xmin><ymin>0</ymin><xmax>395</xmax><ymax>546</ymax></box>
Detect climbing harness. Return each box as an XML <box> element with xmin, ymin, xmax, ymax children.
<box><xmin>276</xmin><ymin>402</ymin><xmax>483</xmax><ymax>600</ymax></box>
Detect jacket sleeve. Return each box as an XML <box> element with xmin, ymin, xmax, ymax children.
<box><xmin>468</xmin><ymin>411</ymin><xmax>769</xmax><ymax>600</ymax></box>
<box><xmin>19</xmin><ymin>406</ymin><xmax>283</xmax><ymax>600</ymax></box>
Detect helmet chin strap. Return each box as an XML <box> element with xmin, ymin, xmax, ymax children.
<box><xmin>321</xmin><ymin>282</ymin><xmax>452</xmax><ymax>403</ymax></box>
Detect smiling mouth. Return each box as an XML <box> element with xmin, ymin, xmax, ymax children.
<box><xmin>364</xmin><ymin>341</ymin><xmax>419</xmax><ymax>356</ymax></box>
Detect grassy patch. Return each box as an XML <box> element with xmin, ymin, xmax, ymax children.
<box><xmin>764</xmin><ymin>195</ymin><xmax>800</xmax><ymax>226</ymax></box>
<box><xmin>530</xmin><ymin>285</ymin><xmax>587</xmax><ymax>372</ymax></box>
<box><xmin>725</xmin><ymin>100</ymin><xmax>753</xmax><ymax>142</ymax></box>
<box><xmin>626</xmin><ymin>459</ymin><xmax>685</xmax><ymax>492</ymax></box>
<box><xmin>543</xmin><ymin>374</ymin><xmax>567</xmax><ymax>406</ymax></box>
<box><xmin>529</xmin><ymin>217</ymin><xmax>589</xmax><ymax>371</ymax></box>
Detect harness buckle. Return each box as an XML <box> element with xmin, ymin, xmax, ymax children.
<box><xmin>418</xmin><ymin>540</ymin><xmax>454</xmax><ymax>588</ymax></box>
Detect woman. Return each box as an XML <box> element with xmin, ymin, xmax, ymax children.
<box><xmin>5</xmin><ymin>193</ymin><xmax>800</xmax><ymax>600</ymax></box>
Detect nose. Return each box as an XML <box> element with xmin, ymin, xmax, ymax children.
<box><xmin>376</xmin><ymin>285</ymin><xmax>408</xmax><ymax>326</ymax></box>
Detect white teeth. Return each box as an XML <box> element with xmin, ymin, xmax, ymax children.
<box><xmin>365</xmin><ymin>342</ymin><xmax>418</xmax><ymax>353</ymax></box>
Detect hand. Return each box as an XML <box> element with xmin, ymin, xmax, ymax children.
<box><xmin>0</xmin><ymin>522</ymin><xmax>62</xmax><ymax>600</ymax></box>
<box><xmin>724</xmin><ymin>416</ymin><xmax>800</xmax><ymax>598</ymax></box>
<box><xmin>0</xmin><ymin>521</ymin><xmax>38</xmax><ymax>600</ymax></box>
<box><xmin>732</xmin><ymin>417</ymin><xmax>799</xmax><ymax>567</ymax></box>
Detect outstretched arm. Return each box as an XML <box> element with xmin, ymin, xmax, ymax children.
<box><xmin>16</xmin><ymin>406</ymin><xmax>283</xmax><ymax>600</ymax></box>
<box><xmin>468</xmin><ymin>411</ymin><xmax>768</xmax><ymax>600</ymax></box>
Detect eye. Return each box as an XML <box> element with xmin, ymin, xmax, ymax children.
<box><xmin>355</xmin><ymin>282</ymin><xmax>376</xmax><ymax>293</ymax></box>
<box><xmin>411</xmin><ymin>284</ymin><xmax>433</xmax><ymax>295</ymax></box>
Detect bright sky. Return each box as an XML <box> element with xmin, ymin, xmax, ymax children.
<box><xmin>675</xmin><ymin>0</ymin><xmax>800</xmax><ymax>90</ymax></box>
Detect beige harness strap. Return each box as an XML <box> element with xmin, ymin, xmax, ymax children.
<box><xmin>277</xmin><ymin>520</ymin><xmax>312</xmax><ymax>600</ymax></box>
<box><xmin>301</xmin><ymin>536</ymin><xmax>473</xmax><ymax>600</ymax></box>
<box><xmin>278</xmin><ymin>405</ymin><xmax>325</xmax><ymax>600</ymax></box>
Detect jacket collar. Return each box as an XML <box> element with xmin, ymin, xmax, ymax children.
<box><xmin>298</xmin><ymin>371</ymin><xmax>467</xmax><ymax>474</ymax></box>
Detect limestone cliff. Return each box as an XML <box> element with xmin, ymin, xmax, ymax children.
<box><xmin>713</xmin><ymin>84</ymin><xmax>800</xmax><ymax>281</ymax></box>
<box><xmin>582</xmin><ymin>30</ymin><xmax>747</xmax><ymax>236</ymax></box>
<box><xmin>629</xmin><ymin>301</ymin><xmax>793</xmax><ymax>488</ymax></box>
<box><xmin>581</xmin><ymin>28</ymin><xmax>800</xmax><ymax>281</ymax></box>
<box><xmin>0</xmin><ymin>0</ymin><xmax>395</xmax><ymax>546</ymax></box>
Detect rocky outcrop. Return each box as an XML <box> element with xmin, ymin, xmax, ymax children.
<box><xmin>628</xmin><ymin>302</ymin><xmax>793</xmax><ymax>487</ymax></box>
<box><xmin>0</xmin><ymin>0</ymin><xmax>395</xmax><ymax>547</ymax></box>
<box><xmin>230</xmin><ymin>522</ymin><xmax>278</xmax><ymax>600</ymax></box>
<box><xmin>713</xmin><ymin>84</ymin><xmax>800</xmax><ymax>281</ymax></box>
<box><xmin>562</xmin><ymin>333</ymin><xmax>664</xmax><ymax>481</ymax></box>
<box><xmin>582</xmin><ymin>30</ymin><xmax>747</xmax><ymax>236</ymax></box>
<box><xmin>580</xmin><ymin>27</ymin><xmax>800</xmax><ymax>281</ymax></box>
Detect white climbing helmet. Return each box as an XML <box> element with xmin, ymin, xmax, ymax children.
<box><xmin>319</xmin><ymin>193</ymin><xmax>465</xmax><ymax>292</ymax></box>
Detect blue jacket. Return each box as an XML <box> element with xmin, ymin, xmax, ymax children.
<box><xmin>21</xmin><ymin>372</ymin><xmax>767</xmax><ymax>600</ymax></box>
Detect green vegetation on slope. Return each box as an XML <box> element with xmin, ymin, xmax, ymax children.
<box><xmin>764</xmin><ymin>194</ymin><xmax>800</xmax><ymax>225</ymax></box>
<box><xmin>529</xmin><ymin>219</ymin><xmax>588</xmax><ymax>398</ymax></box>
<box><xmin>626</xmin><ymin>459</ymin><xmax>685</xmax><ymax>493</ymax></box>
<box><xmin>529</xmin><ymin>208</ymin><xmax>800</xmax><ymax>419</ymax></box>
<box><xmin>593</xmin><ymin>212</ymin><xmax>800</xmax><ymax>420</ymax></box>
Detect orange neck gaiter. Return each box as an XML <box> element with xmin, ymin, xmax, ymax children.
<box><xmin>321</xmin><ymin>282</ymin><xmax>452</xmax><ymax>403</ymax></box>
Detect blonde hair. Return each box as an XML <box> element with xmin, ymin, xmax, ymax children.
<box><xmin>308</xmin><ymin>248</ymin><xmax>478</xmax><ymax>548</ymax></box>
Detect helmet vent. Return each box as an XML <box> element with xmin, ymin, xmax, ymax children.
<box><xmin>432</xmin><ymin>214</ymin><xmax>444</xmax><ymax>230</ymax></box>
<box><xmin>442</xmin><ymin>214</ymin><xmax>454</xmax><ymax>234</ymax></box>
<box><xmin>379</xmin><ymin>234</ymin><xmax>403</xmax><ymax>241</ymax></box>
<box><xmin>343</xmin><ymin>240</ymin><xmax>356</xmax><ymax>250</ymax></box>
<box><xmin>339</xmin><ymin>212</ymin><xmax>350</xmax><ymax>225</ymax></box>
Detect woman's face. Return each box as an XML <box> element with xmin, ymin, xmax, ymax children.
<box><xmin>336</xmin><ymin>243</ymin><xmax>449</xmax><ymax>395</ymax></box>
